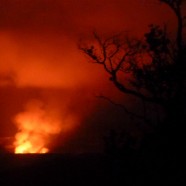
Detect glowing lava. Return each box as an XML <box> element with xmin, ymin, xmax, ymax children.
<box><xmin>13</xmin><ymin>100</ymin><xmax>62</xmax><ymax>154</ymax></box>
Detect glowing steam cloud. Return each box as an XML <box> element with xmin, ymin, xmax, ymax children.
<box><xmin>13</xmin><ymin>100</ymin><xmax>64</xmax><ymax>153</ymax></box>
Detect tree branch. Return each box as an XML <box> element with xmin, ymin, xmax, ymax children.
<box><xmin>111</xmin><ymin>75</ymin><xmax>163</xmax><ymax>104</ymax></box>
<box><xmin>96</xmin><ymin>95</ymin><xmax>151</xmax><ymax>124</ymax></box>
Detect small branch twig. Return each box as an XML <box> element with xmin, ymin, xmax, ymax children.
<box><xmin>96</xmin><ymin>94</ymin><xmax>151</xmax><ymax>124</ymax></box>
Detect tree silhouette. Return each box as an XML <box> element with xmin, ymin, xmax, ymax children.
<box><xmin>80</xmin><ymin>1</ymin><xmax>185</xmax><ymax>114</ymax></box>
<box><xmin>80</xmin><ymin>0</ymin><xmax>186</xmax><ymax>150</ymax></box>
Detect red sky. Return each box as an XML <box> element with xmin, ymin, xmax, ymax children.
<box><xmin>0</xmin><ymin>0</ymin><xmax>177</xmax><ymax>153</ymax></box>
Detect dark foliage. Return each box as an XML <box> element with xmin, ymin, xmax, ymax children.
<box><xmin>80</xmin><ymin>0</ymin><xmax>186</xmax><ymax>160</ymax></box>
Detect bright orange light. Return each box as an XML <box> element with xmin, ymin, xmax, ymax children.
<box><xmin>14</xmin><ymin>133</ymin><xmax>49</xmax><ymax>154</ymax></box>
<box><xmin>13</xmin><ymin>100</ymin><xmax>62</xmax><ymax>154</ymax></box>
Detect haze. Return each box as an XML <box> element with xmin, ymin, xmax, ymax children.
<box><xmin>0</xmin><ymin>0</ymin><xmax>175</xmax><ymax>153</ymax></box>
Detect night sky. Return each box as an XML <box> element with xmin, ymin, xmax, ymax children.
<box><xmin>0</xmin><ymin>0</ymin><xmax>176</xmax><ymax>153</ymax></box>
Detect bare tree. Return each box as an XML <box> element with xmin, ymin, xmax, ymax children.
<box><xmin>79</xmin><ymin>0</ymin><xmax>186</xmax><ymax>127</ymax></box>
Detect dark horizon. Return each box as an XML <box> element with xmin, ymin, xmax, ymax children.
<box><xmin>0</xmin><ymin>0</ymin><xmax>185</xmax><ymax>185</ymax></box>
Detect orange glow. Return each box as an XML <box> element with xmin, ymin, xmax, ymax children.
<box><xmin>13</xmin><ymin>100</ymin><xmax>63</xmax><ymax>154</ymax></box>
<box><xmin>0</xmin><ymin>0</ymin><xmax>176</xmax><ymax>153</ymax></box>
